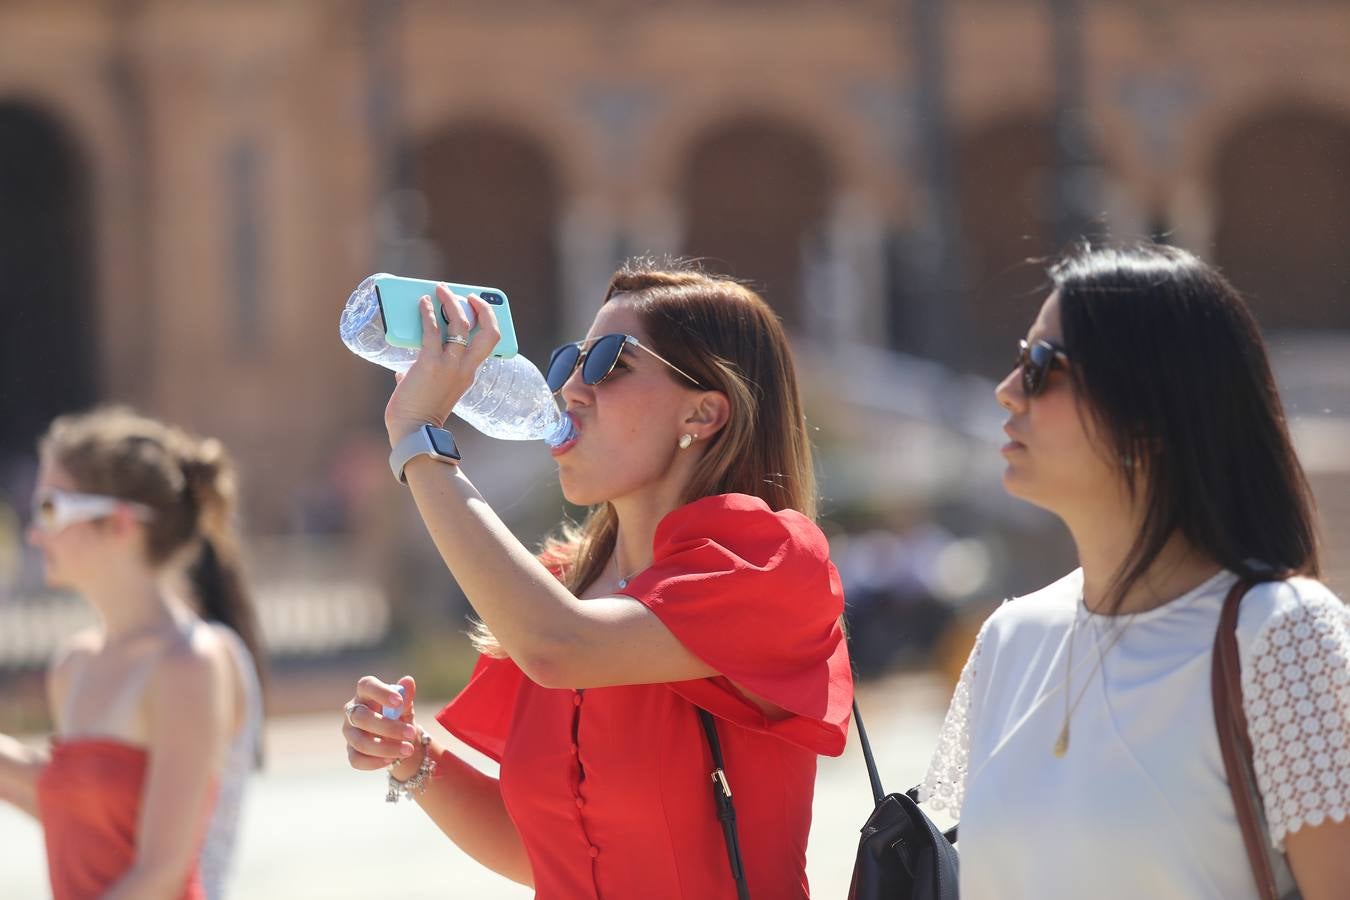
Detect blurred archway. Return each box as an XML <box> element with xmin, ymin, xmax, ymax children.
<box><xmin>410</xmin><ymin>122</ymin><xmax>562</xmax><ymax>359</ymax></box>
<box><xmin>680</xmin><ymin>119</ymin><xmax>833</xmax><ymax>332</ymax></box>
<box><xmin>956</xmin><ymin>114</ymin><xmax>1057</xmax><ymax>378</ymax></box>
<box><xmin>0</xmin><ymin>101</ymin><xmax>97</xmax><ymax>461</ymax></box>
<box><xmin>1213</xmin><ymin>107</ymin><xmax>1350</xmax><ymax>330</ymax></box>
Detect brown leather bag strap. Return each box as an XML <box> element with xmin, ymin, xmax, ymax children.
<box><xmin>1212</xmin><ymin>579</ymin><xmax>1281</xmax><ymax>900</ymax></box>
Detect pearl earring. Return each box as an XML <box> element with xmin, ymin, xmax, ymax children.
<box><xmin>678</xmin><ymin>434</ymin><xmax>694</xmax><ymax>449</ymax></box>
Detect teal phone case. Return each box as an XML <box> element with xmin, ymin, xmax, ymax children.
<box><xmin>373</xmin><ymin>274</ymin><xmax>520</xmax><ymax>358</ymax></box>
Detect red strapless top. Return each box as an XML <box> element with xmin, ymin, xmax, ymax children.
<box><xmin>36</xmin><ymin>739</ymin><xmax>207</xmax><ymax>900</ymax></box>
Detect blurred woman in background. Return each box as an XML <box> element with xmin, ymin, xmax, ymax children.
<box><xmin>0</xmin><ymin>408</ymin><xmax>264</xmax><ymax>900</ymax></box>
<box><xmin>922</xmin><ymin>244</ymin><xmax>1350</xmax><ymax>898</ymax></box>
<box><xmin>340</xmin><ymin>259</ymin><xmax>852</xmax><ymax>898</ymax></box>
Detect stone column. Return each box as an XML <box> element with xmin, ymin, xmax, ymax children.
<box><xmin>808</xmin><ymin>190</ymin><xmax>888</xmax><ymax>348</ymax></box>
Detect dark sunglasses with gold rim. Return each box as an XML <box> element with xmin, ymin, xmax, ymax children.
<box><xmin>1016</xmin><ymin>338</ymin><xmax>1071</xmax><ymax>397</ymax></box>
<box><xmin>545</xmin><ymin>333</ymin><xmax>705</xmax><ymax>394</ymax></box>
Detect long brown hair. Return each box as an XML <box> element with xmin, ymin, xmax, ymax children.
<box><xmin>39</xmin><ymin>407</ymin><xmax>267</xmax><ymax>694</ymax></box>
<box><xmin>471</xmin><ymin>257</ymin><xmax>817</xmax><ymax>655</ymax></box>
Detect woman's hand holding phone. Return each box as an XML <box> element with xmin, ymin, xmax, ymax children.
<box><xmin>383</xmin><ymin>286</ymin><xmax>501</xmax><ymax>448</ymax></box>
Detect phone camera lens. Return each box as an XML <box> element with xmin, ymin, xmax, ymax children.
<box><xmin>483</xmin><ymin>293</ymin><xmax>504</xmax><ymax>306</ymax></box>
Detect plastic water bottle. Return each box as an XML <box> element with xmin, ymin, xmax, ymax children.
<box><xmin>339</xmin><ymin>274</ymin><xmax>576</xmax><ymax>447</ymax></box>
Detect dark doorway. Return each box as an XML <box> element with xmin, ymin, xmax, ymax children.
<box><xmin>681</xmin><ymin>119</ymin><xmax>833</xmax><ymax>332</ymax></box>
<box><xmin>1213</xmin><ymin>107</ymin><xmax>1350</xmax><ymax>330</ymax></box>
<box><xmin>411</xmin><ymin>122</ymin><xmax>561</xmax><ymax>361</ymax></box>
<box><xmin>956</xmin><ymin>114</ymin><xmax>1058</xmax><ymax>379</ymax></box>
<box><xmin>0</xmin><ymin>102</ymin><xmax>97</xmax><ymax>466</ymax></box>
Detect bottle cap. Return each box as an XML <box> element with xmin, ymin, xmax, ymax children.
<box><xmin>381</xmin><ymin>684</ymin><xmax>406</xmax><ymax>721</ymax></box>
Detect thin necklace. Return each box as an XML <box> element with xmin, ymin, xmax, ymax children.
<box><xmin>1054</xmin><ymin>601</ymin><xmax>1136</xmax><ymax>758</ymax></box>
<box><xmin>613</xmin><ymin>531</ymin><xmax>641</xmax><ymax>589</ymax></box>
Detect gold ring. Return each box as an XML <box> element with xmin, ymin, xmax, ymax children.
<box><xmin>443</xmin><ymin>334</ymin><xmax>469</xmax><ymax>347</ymax></box>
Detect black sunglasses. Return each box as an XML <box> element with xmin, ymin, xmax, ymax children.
<box><xmin>546</xmin><ymin>333</ymin><xmax>704</xmax><ymax>394</ymax></box>
<box><xmin>1016</xmin><ymin>338</ymin><xmax>1070</xmax><ymax>397</ymax></box>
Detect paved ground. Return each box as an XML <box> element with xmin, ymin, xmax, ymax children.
<box><xmin>0</xmin><ymin>673</ymin><xmax>954</xmax><ymax>899</ymax></box>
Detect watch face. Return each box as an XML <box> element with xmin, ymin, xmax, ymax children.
<box><xmin>427</xmin><ymin>428</ymin><xmax>460</xmax><ymax>459</ymax></box>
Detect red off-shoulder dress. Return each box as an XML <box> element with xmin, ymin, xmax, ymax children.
<box><xmin>438</xmin><ymin>493</ymin><xmax>853</xmax><ymax>899</ymax></box>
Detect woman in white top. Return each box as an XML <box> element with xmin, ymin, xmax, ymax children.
<box><xmin>921</xmin><ymin>244</ymin><xmax>1349</xmax><ymax>899</ymax></box>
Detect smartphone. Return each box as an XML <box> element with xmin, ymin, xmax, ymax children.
<box><xmin>373</xmin><ymin>274</ymin><xmax>520</xmax><ymax>358</ymax></box>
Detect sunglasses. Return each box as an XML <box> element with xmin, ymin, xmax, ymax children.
<box><xmin>1016</xmin><ymin>339</ymin><xmax>1071</xmax><ymax>397</ymax></box>
<box><xmin>546</xmin><ymin>333</ymin><xmax>704</xmax><ymax>394</ymax></box>
<box><xmin>31</xmin><ymin>489</ymin><xmax>154</xmax><ymax>534</ymax></box>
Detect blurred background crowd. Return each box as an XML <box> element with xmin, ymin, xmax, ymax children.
<box><xmin>0</xmin><ymin>1</ymin><xmax>1348</xmax><ymax>893</ymax></box>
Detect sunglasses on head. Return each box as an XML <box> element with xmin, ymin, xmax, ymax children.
<box><xmin>1016</xmin><ymin>338</ymin><xmax>1070</xmax><ymax>397</ymax></box>
<box><xmin>545</xmin><ymin>333</ymin><xmax>704</xmax><ymax>394</ymax></box>
<box><xmin>31</xmin><ymin>489</ymin><xmax>154</xmax><ymax>534</ymax></box>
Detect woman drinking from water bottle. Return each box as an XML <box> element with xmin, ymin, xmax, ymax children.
<box><xmin>340</xmin><ymin>258</ymin><xmax>853</xmax><ymax>899</ymax></box>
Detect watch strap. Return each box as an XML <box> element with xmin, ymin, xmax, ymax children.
<box><xmin>389</xmin><ymin>425</ymin><xmax>461</xmax><ymax>484</ymax></box>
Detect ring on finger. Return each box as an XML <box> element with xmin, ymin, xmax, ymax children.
<box><xmin>442</xmin><ymin>334</ymin><xmax>469</xmax><ymax>347</ymax></box>
<box><xmin>344</xmin><ymin>701</ymin><xmax>361</xmax><ymax>728</ymax></box>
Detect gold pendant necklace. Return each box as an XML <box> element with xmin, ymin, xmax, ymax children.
<box><xmin>1054</xmin><ymin>599</ymin><xmax>1135</xmax><ymax>758</ymax></box>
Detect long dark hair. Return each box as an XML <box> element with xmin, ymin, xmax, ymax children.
<box><xmin>40</xmin><ymin>407</ymin><xmax>268</xmax><ymax>701</ymax></box>
<box><xmin>1051</xmin><ymin>243</ymin><xmax>1320</xmax><ymax>612</ymax></box>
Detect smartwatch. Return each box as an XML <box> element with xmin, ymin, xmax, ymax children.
<box><xmin>389</xmin><ymin>424</ymin><xmax>461</xmax><ymax>484</ymax></box>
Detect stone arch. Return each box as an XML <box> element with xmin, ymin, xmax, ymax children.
<box><xmin>0</xmin><ymin>100</ymin><xmax>97</xmax><ymax>460</ymax></box>
<box><xmin>644</xmin><ymin>93</ymin><xmax>872</xmax><ymax>202</ymax></box>
<box><xmin>408</xmin><ymin>120</ymin><xmax>563</xmax><ymax>358</ymax></box>
<box><xmin>679</xmin><ymin>117</ymin><xmax>834</xmax><ymax>332</ymax></box>
<box><xmin>1212</xmin><ymin>105</ymin><xmax>1350</xmax><ymax>330</ymax></box>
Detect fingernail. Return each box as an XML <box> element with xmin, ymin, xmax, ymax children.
<box><xmin>400</xmin><ymin>743</ymin><xmax>414</xmax><ymax>757</ymax></box>
<box><xmin>404</xmin><ymin>726</ymin><xmax>417</xmax><ymax>740</ymax></box>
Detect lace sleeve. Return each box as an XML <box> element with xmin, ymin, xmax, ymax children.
<box><xmin>1242</xmin><ymin>588</ymin><xmax>1350</xmax><ymax>851</ymax></box>
<box><xmin>919</xmin><ymin>625</ymin><xmax>985</xmax><ymax>815</ymax></box>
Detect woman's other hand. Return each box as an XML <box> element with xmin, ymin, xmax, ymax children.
<box><xmin>342</xmin><ymin>675</ymin><xmax>421</xmax><ymax>777</ymax></box>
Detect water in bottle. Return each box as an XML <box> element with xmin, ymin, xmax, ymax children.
<box><xmin>339</xmin><ymin>274</ymin><xmax>576</xmax><ymax>447</ymax></box>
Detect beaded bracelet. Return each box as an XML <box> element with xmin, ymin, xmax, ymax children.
<box><xmin>386</xmin><ymin>728</ymin><xmax>436</xmax><ymax>803</ymax></box>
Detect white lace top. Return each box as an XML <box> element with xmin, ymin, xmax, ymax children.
<box><xmin>921</xmin><ymin>569</ymin><xmax>1350</xmax><ymax>900</ymax></box>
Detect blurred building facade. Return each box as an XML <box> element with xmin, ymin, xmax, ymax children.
<box><xmin>1</xmin><ymin>0</ymin><xmax>1348</xmax><ymax>534</ymax></box>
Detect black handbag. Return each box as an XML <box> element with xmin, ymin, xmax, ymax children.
<box><xmin>698</xmin><ymin>700</ymin><xmax>958</xmax><ymax>900</ymax></box>
<box><xmin>847</xmin><ymin>700</ymin><xmax>960</xmax><ymax>900</ymax></box>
